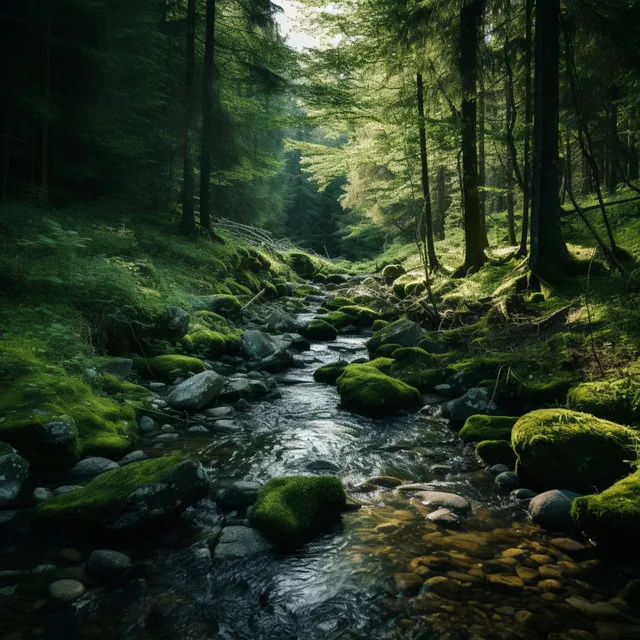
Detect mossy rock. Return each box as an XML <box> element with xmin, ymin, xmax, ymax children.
<box><xmin>304</xmin><ymin>320</ymin><xmax>338</xmax><ymax>342</ymax></box>
<box><xmin>251</xmin><ymin>476</ymin><xmax>346</xmax><ymax>547</ymax></box>
<box><xmin>336</xmin><ymin>364</ymin><xmax>422</xmax><ymax>416</ymax></box>
<box><xmin>322</xmin><ymin>311</ymin><xmax>352</xmax><ymax>329</ymax></box>
<box><xmin>372</xmin><ymin>319</ymin><xmax>389</xmax><ymax>332</ymax></box>
<box><xmin>288</xmin><ymin>252</ymin><xmax>317</xmax><ymax>279</ymax></box>
<box><xmin>367</xmin><ymin>357</ymin><xmax>395</xmax><ymax>375</ymax></box>
<box><xmin>0</xmin><ymin>373</ymin><xmax>136</xmax><ymax>470</ymax></box>
<box><xmin>377</xmin><ymin>343</ymin><xmax>402</xmax><ymax>358</ymax></box>
<box><xmin>459</xmin><ymin>415</ymin><xmax>518</xmax><ymax>443</ymax></box>
<box><xmin>476</xmin><ymin>440</ymin><xmax>516</xmax><ymax>467</ymax></box>
<box><xmin>192</xmin><ymin>294</ymin><xmax>242</xmax><ymax>318</ymax></box>
<box><xmin>193</xmin><ymin>310</ymin><xmax>231</xmax><ymax>332</ymax></box>
<box><xmin>571</xmin><ymin>469</ymin><xmax>640</xmax><ymax>553</ymax></box>
<box><xmin>293</xmin><ymin>285</ymin><xmax>322</xmax><ymax>298</ymax></box>
<box><xmin>325</xmin><ymin>297</ymin><xmax>356</xmax><ymax>311</ymax></box>
<box><xmin>313</xmin><ymin>361</ymin><xmax>348</xmax><ymax>385</ymax></box>
<box><xmin>382</xmin><ymin>264</ymin><xmax>406</xmax><ymax>284</ymax></box>
<box><xmin>511</xmin><ymin>409</ymin><xmax>638</xmax><ymax>493</ymax></box>
<box><xmin>387</xmin><ymin>347</ymin><xmax>449</xmax><ymax>393</ymax></box>
<box><xmin>225</xmin><ymin>279</ymin><xmax>252</xmax><ymax>296</ymax></box>
<box><xmin>35</xmin><ymin>456</ymin><xmax>210</xmax><ymax>531</ymax></box>
<box><xmin>366</xmin><ymin>319</ymin><xmax>426</xmax><ymax>355</ymax></box>
<box><xmin>567</xmin><ymin>379</ymin><xmax>640</xmax><ymax>426</ymax></box>
<box><xmin>405</xmin><ymin>282</ymin><xmax>426</xmax><ymax>297</ymax></box>
<box><xmin>182</xmin><ymin>330</ymin><xmax>241</xmax><ymax>359</ymax></box>
<box><xmin>97</xmin><ymin>375</ymin><xmax>150</xmax><ymax>405</ymax></box>
<box><xmin>495</xmin><ymin>376</ymin><xmax>575</xmax><ymax>413</ymax></box>
<box><xmin>141</xmin><ymin>355</ymin><xmax>206</xmax><ymax>382</ymax></box>
<box><xmin>339</xmin><ymin>305</ymin><xmax>380</xmax><ymax>328</ymax></box>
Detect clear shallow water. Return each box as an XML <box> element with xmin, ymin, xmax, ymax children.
<box><xmin>5</xmin><ymin>315</ymin><xmax>640</xmax><ymax>639</ymax></box>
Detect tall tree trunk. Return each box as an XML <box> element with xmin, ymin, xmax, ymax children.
<box><xmin>436</xmin><ymin>166</ymin><xmax>446</xmax><ymax>240</ymax></box>
<box><xmin>460</xmin><ymin>0</ymin><xmax>486</xmax><ymax>272</ymax></box>
<box><xmin>629</xmin><ymin>125</ymin><xmax>639</xmax><ymax>182</ymax></box>
<box><xmin>530</xmin><ymin>0</ymin><xmax>568</xmax><ymax>278</ymax></box>
<box><xmin>608</xmin><ymin>86</ymin><xmax>618</xmax><ymax>194</ymax></box>
<box><xmin>181</xmin><ymin>0</ymin><xmax>197</xmax><ymax>236</ymax></box>
<box><xmin>416</xmin><ymin>73</ymin><xmax>438</xmax><ymax>270</ymax></box>
<box><xmin>581</xmin><ymin>153</ymin><xmax>591</xmax><ymax>194</ymax></box>
<box><xmin>40</xmin><ymin>0</ymin><xmax>52</xmax><ymax>192</ymax></box>
<box><xmin>518</xmin><ymin>0</ymin><xmax>534</xmax><ymax>256</ymax></box>
<box><xmin>564</xmin><ymin>132</ymin><xmax>573</xmax><ymax>203</ymax></box>
<box><xmin>478</xmin><ymin>64</ymin><xmax>488</xmax><ymax>248</ymax></box>
<box><xmin>506</xmin><ymin>153</ymin><xmax>517</xmax><ymax>245</ymax></box>
<box><xmin>200</xmin><ymin>0</ymin><xmax>216</xmax><ymax>232</ymax></box>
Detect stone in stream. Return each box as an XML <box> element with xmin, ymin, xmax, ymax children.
<box><xmin>70</xmin><ymin>457</ymin><xmax>119</xmax><ymax>480</ymax></box>
<box><xmin>306</xmin><ymin>460</ymin><xmax>340</xmax><ymax>474</ymax></box>
<box><xmin>490</xmin><ymin>464</ymin><xmax>510</xmax><ymax>475</ymax></box>
<box><xmin>33</xmin><ymin>487</ymin><xmax>53</xmax><ymax>502</ymax></box>
<box><xmin>214</xmin><ymin>419</ymin><xmax>241</xmax><ymax>431</ymax></box>
<box><xmin>242</xmin><ymin>330</ymin><xmax>276</xmax><ymax>361</ymax></box>
<box><xmin>48</xmin><ymin>579</ymin><xmax>85</xmax><ymax>604</ymax></box>
<box><xmin>188</xmin><ymin>425</ymin><xmax>209</xmax><ymax>434</ymax></box>
<box><xmin>96</xmin><ymin>357</ymin><xmax>133</xmax><ymax>379</ymax></box>
<box><xmin>366</xmin><ymin>319</ymin><xmax>426</xmax><ymax>354</ymax></box>
<box><xmin>0</xmin><ymin>443</ymin><xmax>29</xmax><ymax>507</ymax></box>
<box><xmin>511</xmin><ymin>488</ymin><xmax>538</xmax><ymax>501</ymax></box>
<box><xmin>215</xmin><ymin>482</ymin><xmax>262</xmax><ymax>511</ymax></box>
<box><xmin>528</xmin><ymin>489</ymin><xmax>583</xmax><ymax>532</ymax></box>
<box><xmin>204</xmin><ymin>406</ymin><xmax>234</xmax><ymax>419</ymax></box>
<box><xmin>166</xmin><ymin>371</ymin><xmax>225</xmax><ymax>411</ymax></box>
<box><xmin>440</xmin><ymin>387</ymin><xmax>503</xmax><ymax>430</ymax></box>
<box><xmin>119</xmin><ymin>450</ymin><xmax>148</xmax><ymax>466</ymax></box>
<box><xmin>213</xmin><ymin>526</ymin><xmax>274</xmax><ymax>559</ymax></box>
<box><xmin>426</xmin><ymin>508</ymin><xmax>461</xmax><ymax>526</ymax></box>
<box><xmin>54</xmin><ymin>485</ymin><xmax>83</xmax><ymax>495</ymax></box>
<box><xmin>86</xmin><ymin>550</ymin><xmax>132</xmax><ymax>581</ymax></box>
<box><xmin>495</xmin><ymin>471</ymin><xmax>520</xmax><ymax>490</ymax></box>
<box><xmin>392</xmin><ymin>572</ymin><xmax>423</xmax><ymax>596</ymax></box>
<box><xmin>266</xmin><ymin>310</ymin><xmax>303</xmax><ymax>333</ymax></box>
<box><xmin>414</xmin><ymin>491</ymin><xmax>471</xmax><ymax>514</ymax></box>
<box><xmin>138</xmin><ymin>416</ymin><xmax>156</xmax><ymax>433</ymax></box>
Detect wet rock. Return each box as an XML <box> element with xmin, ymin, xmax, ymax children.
<box><xmin>138</xmin><ymin>416</ymin><xmax>156</xmax><ymax>433</ymax></box>
<box><xmin>495</xmin><ymin>471</ymin><xmax>519</xmax><ymax>490</ymax></box>
<box><xmin>0</xmin><ymin>570</ymin><xmax>28</xmax><ymax>587</ymax></box>
<box><xmin>565</xmin><ymin>596</ymin><xmax>624</xmax><ymax>619</ymax></box>
<box><xmin>33</xmin><ymin>487</ymin><xmax>53</xmax><ymax>502</ymax></box>
<box><xmin>422</xmin><ymin>575</ymin><xmax>457</xmax><ymax>597</ymax></box>
<box><xmin>189</xmin><ymin>294</ymin><xmax>241</xmax><ymax>318</ymax></box>
<box><xmin>515</xmin><ymin>566</ymin><xmax>539</xmax><ymax>584</ymax></box>
<box><xmin>490</xmin><ymin>464</ymin><xmax>510</xmax><ymax>475</ymax></box>
<box><xmin>266</xmin><ymin>310</ymin><xmax>303</xmax><ymax>333</ymax></box>
<box><xmin>242</xmin><ymin>330</ymin><xmax>276</xmax><ymax>360</ymax></box>
<box><xmin>367</xmin><ymin>476</ymin><xmax>405</xmax><ymax>488</ymax></box>
<box><xmin>528</xmin><ymin>489</ymin><xmax>582</xmax><ymax>532</ymax></box>
<box><xmin>622</xmin><ymin>579</ymin><xmax>640</xmax><ymax>611</ymax></box>
<box><xmin>96</xmin><ymin>357</ymin><xmax>133</xmax><ymax>379</ymax></box>
<box><xmin>119</xmin><ymin>450</ymin><xmax>148</xmax><ymax>466</ymax></box>
<box><xmin>148</xmin><ymin>382</ymin><xmax>166</xmax><ymax>391</ymax></box>
<box><xmin>441</xmin><ymin>388</ymin><xmax>503</xmax><ymax>429</ymax></box>
<box><xmin>366</xmin><ymin>319</ymin><xmax>426</xmax><ymax>354</ymax></box>
<box><xmin>393</xmin><ymin>572</ymin><xmax>423</xmax><ymax>596</ymax></box>
<box><xmin>538</xmin><ymin>578</ymin><xmax>562</xmax><ymax>591</ymax></box>
<box><xmin>306</xmin><ymin>460</ymin><xmax>340</xmax><ymax>474</ymax></box>
<box><xmin>154</xmin><ymin>433</ymin><xmax>180</xmax><ymax>443</ymax></box>
<box><xmin>214</xmin><ymin>419</ymin><xmax>241</xmax><ymax>431</ymax></box>
<box><xmin>54</xmin><ymin>485</ymin><xmax>83</xmax><ymax>495</ymax></box>
<box><xmin>549</xmin><ymin>537</ymin><xmax>590</xmax><ymax>559</ymax></box>
<box><xmin>187</xmin><ymin>425</ymin><xmax>209</xmax><ymax>434</ymax></box>
<box><xmin>48</xmin><ymin>579</ymin><xmax>85</xmax><ymax>604</ymax></box>
<box><xmin>434</xmin><ymin>384</ymin><xmax>457</xmax><ymax>398</ymax></box>
<box><xmin>427</xmin><ymin>508</ymin><xmax>461</xmax><ymax>526</ymax></box>
<box><xmin>86</xmin><ymin>550</ymin><xmax>132</xmax><ymax>581</ymax></box>
<box><xmin>213</xmin><ymin>526</ymin><xmax>274</xmax><ymax>559</ymax></box>
<box><xmin>165</xmin><ymin>307</ymin><xmax>191</xmax><ymax>337</ymax></box>
<box><xmin>167</xmin><ymin>371</ymin><xmax>225</xmax><ymax>411</ymax></box>
<box><xmin>204</xmin><ymin>406</ymin><xmax>234</xmax><ymax>419</ymax></box>
<box><xmin>0</xmin><ymin>443</ymin><xmax>29</xmax><ymax>507</ymax></box>
<box><xmin>70</xmin><ymin>457</ymin><xmax>119</xmax><ymax>480</ymax></box>
<box><xmin>486</xmin><ymin>574</ymin><xmax>524</xmax><ymax>591</ymax></box>
<box><xmin>216</xmin><ymin>482</ymin><xmax>261</xmax><ymax>511</ymax></box>
<box><xmin>444</xmin><ymin>371</ymin><xmax>484</xmax><ymax>396</ymax></box>
<box><xmin>430</xmin><ymin>465</ymin><xmax>453</xmax><ymax>476</ymax></box>
<box><xmin>511</xmin><ymin>488</ymin><xmax>538</xmax><ymax>501</ymax></box>
<box><xmin>414</xmin><ymin>491</ymin><xmax>471</xmax><ymax>513</ymax></box>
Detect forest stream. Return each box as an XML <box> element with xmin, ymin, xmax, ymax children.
<box><xmin>4</xmin><ymin>291</ymin><xmax>640</xmax><ymax>640</ymax></box>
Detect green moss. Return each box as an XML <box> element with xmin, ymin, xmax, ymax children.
<box><xmin>567</xmin><ymin>379</ymin><xmax>640</xmax><ymax>426</ymax></box>
<box><xmin>140</xmin><ymin>354</ymin><xmax>206</xmax><ymax>382</ymax></box>
<box><xmin>304</xmin><ymin>319</ymin><xmax>338</xmax><ymax>342</ymax></box>
<box><xmin>381</xmin><ymin>264</ymin><xmax>406</xmax><ymax>284</ymax></box>
<box><xmin>336</xmin><ymin>364</ymin><xmax>422</xmax><ymax>416</ymax></box>
<box><xmin>313</xmin><ymin>361</ymin><xmax>348</xmax><ymax>385</ymax></box>
<box><xmin>323</xmin><ymin>311</ymin><xmax>352</xmax><ymax>329</ymax></box>
<box><xmin>367</xmin><ymin>357</ymin><xmax>395</xmax><ymax>375</ymax></box>
<box><xmin>511</xmin><ymin>409</ymin><xmax>638</xmax><ymax>493</ymax></box>
<box><xmin>476</xmin><ymin>440</ymin><xmax>517</xmax><ymax>466</ymax></box>
<box><xmin>251</xmin><ymin>476</ymin><xmax>346</xmax><ymax>546</ymax></box>
<box><xmin>225</xmin><ymin>279</ymin><xmax>252</xmax><ymax>296</ymax></box>
<box><xmin>377</xmin><ymin>343</ymin><xmax>402</xmax><ymax>358</ymax></box>
<box><xmin>293</xmin><ymin>285</ymin><xmax>322</xmax><ymax>297</ymax></box>
<box><xmin>339</xmin><ymin>305</ymin><xmax>380</xmax><ymax>327</ymax></box>
<box><xmin>459</xmin><ymin>415</ymin><xmax>518</xmax><ymax>443</ymax></box>
<box><xmin>405</xmin><ymin>282</ymin><xmax>426</xmax><ymax>297</ymax></box>
<box><xmin>372</xmin><ymin>319</ymin><xmax>389</xmax><ymax>331</ymax></box>
<box><xmin>571</xmin><ymin>469</ymin><xmax>640</xmax><ymax>552</ymax></box>
<box><xmin>495</xmin><ymin>376</ymin><xmax>575</xmax><ymax>413</ymax></box>
<box><xmin>366</xmin><ymin>319</ymin><xmax>426</xmax><ymax>355</ymax></box>
<box><xmin>182</xmin><ymin>329</ymin><xmax>241</xmax><ymax>359</ymax></box>
<box><xmin>97</xmin><ymin>374</ymin><xmax>150</xmax><ymax>405</ymax></box>
<box><xmin>385</xmin><ymin>347</ymin><xmax>448</xmax><ymax>393</ymax></box>
<box><xmin>325</xmin><ymin>297</ymin><xmax>356</xmax><ymax>311</ymax></box>
<box><xmin>0</xmin><ymin>372</ymin><xmax>136</xmax><ymax>469</ymax></box>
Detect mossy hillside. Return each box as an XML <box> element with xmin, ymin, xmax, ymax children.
<box><xmin>459</xmin><ymin>415</ymin><xmax>518</xmax><ymax>443</ymax></box>
<box><xmin>511</xmin><ymin>409</ymin><xmax>639</xmax><ymax>493</ymax></box>
<box><xmin>138</xmin><ymin>355</ymin><xmax>206</xmax><ymax>382</ymax></box>
<box><xmin>313</xmin><ymin>361</ymin><xmax>348</xmax><ymax>385</ymax></box>
<box><xmin>336</xmin><ymin>364</ymin><xmax>422</xmax><ymax>416</ymax></box>
<box><xmin>567</xmin><ymin>378</ymin><xmax>640</xmax><ymax>426</ymax></box>
<box><xmin>571</xmin><ymin>469</ymin><xmax>640</xmax><ymax>552</ymax></box>
<box><xmin>0</xmin><ymin>371</ymin><xmax>137</xmax><ymax>469</ymax></box>
<box><xmin>251</xmin><ymin>476</ymin><xmax>346</xmax><ymax>546</ymax></box>
<box><xmin>475</xmin><ymin>440</ymin><xmax>516</xmax><ymax>466</ymax></box>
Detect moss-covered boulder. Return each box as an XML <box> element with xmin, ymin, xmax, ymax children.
<box><xmin>511</xmin><ymin>409</ymin><xmax>638</xmax><ymax>493</ymax></box>
<box><xmin>182</xmin><ymin>329</ymin><xmax>241</xmax><ymax>359</ymax></box>
<box><xmin>313</xmin><ymin>361</ymin><xmax>348</xmax><ymax>385</ymax></box>
<box><xmin>339</xmin><ymin>305</ymin><xmax>380</xmax><ymax>328</ymax></box>
<box><xmin>377</xmin><ymin>343</ymin><xmax>402</xmax><ymax>358</ymax></box>
<box><xmin>459</xmin><ymin>415</ymin><xmax>518</xmax><ymax>443</ymax></box>
<box><xmin>382</xmin><ymin>264</ymin><xmax>406</xmax><ymax>284</ymax></box>
<box><xmin>372</xmin><ymin>319</ymin><xmax>389</xmax><ymax>332</ymax></box>
<box><xmin>567</xmin><ymin>379</ymin><xmax>640</xmax><ymax>426</ymax></box>
<box><xmin>0</xmin><ymin>373</ymin><xmax>136</xmax><ymax>470</ymax></box>
<box><xmin>141</xmin><ymin>355</ymin><xmax>206</xmax><ymax>382</ymax></box>
<box><xmin>325</xmin><ymin>297</ymin><xmax>356</xmax><ymax>311</ymax></box>
<box><xmin>366</xmin><ymin>319</ymin><xmax>426</xmax><ymax>356</ymax></box>
<box><xmin>386</xmin><ymin>347</ymin><xmax>449</xmax><ymax>393</ymax></box>
<box><xmin>367</xmin><ymin>357</ymin><xmax>395</xmax><ymax>375</ymax></box>
<box><xmin>494</xmin><ymin>376</ymin><xmax>575</xmax><ymax>413</ymax></box>
<box><xmin>288</xmin><ymin>252</ymin><xmax>317</xmax><ymax>279</ymax></box>
<box><xmin>336</xmin><ymin>364</ymin><xmax>422</xmax><ymax>416</ymax></box>
<box><xmin>251</xmin><ymin>476</ymin><xmax>346</xmax><ymax>547</ymax></box>
<box><xmin>475</xmin><ymin>440</ymin><xmax>516</xmax><ymax>467</ymax></box>
<box><xmin>304</xmin><ymin>319</ymin><xmax>338</xmax><ymax>342</ymax></box>
<box><xmin>35</xmin><ymin>456</ymin><xmax>210</xmax><ymax>532</ymax></box>
<box><xmin>190</xmin><ymin>294</ymin><xmax>242</xmax><ymax>318</ymax></box>
<box><xmin>293</xmin><ymin>284</ymin><xmax>323</xmax><ymax>297</ymax></box>
<box><xmin>571</xmin><ymin>470</ymin><xmax>640</xmax><ymax>552</ymax></box>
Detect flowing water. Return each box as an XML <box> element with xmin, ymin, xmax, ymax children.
<box><xmin>5</xmin><ymin>308</ymin><xmax>640</xmax><ymax>640</ymax></box>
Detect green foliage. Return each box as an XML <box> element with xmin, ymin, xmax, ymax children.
<box><xmin>252</xmin><ymin>476</ymin><xmax>347</xmax><ymax>547</ymax></box>
<box><xmin>459</xmin><ymin>415</ymin><xmax>518</xmax><ymax>443</ymax></box>
<box><xmin>567</xmin><ymin>379</ymin><xmax>640</xmax><ymax>426</ymax></box>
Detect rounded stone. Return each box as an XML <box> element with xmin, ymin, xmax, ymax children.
<box><xmin>48</xmin><ymin>579</ymin><xmax>85</xmax><ymax>604</ymax></box>
<box><xmin>495</xmin><ymin>471</ymin><xmax>520</xmax><ymax>490</ymax></box>
<box><xmin>138</xmin><ymin>416</ymin><xmax>156</xmax><ymax>433</ymax></box>
<box><xmin>33</xmin><ymin>487</ymin><xmax>53</xmax><ymax>503</ymax></box>
<box><xmin>86</xmin><ymin>550</ymin><xmax>132</xmax><ymax>581</ymax></box>
<box><xmin>70</xmin><ymin>457</ymin><xmax>119</xmax><ymax>480</ymax></box>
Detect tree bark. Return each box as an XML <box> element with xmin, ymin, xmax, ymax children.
<box><xmin>581</xmin><ymin>153</ymin><xmax>591</xmax><ymax>194</ymax></box>
<box><xmin>436</xmin><ymin>166</ymin><xmax>446</xmax><ymax>240</ymax></box>
<box><xmin>416</xmin><ymin>73</ymin><xmax>438</xmax><ymax>270</ymax></box>
<box><xmin>40</xmin><ymin>0</ymin><xmax>51</xmax><ymax>192</ymax></box>
<box><xmin>478</xmin><ymin>63</ymin><xmax>488</xmax><ymax>248</ymax></box>
<box><xmin>608</xmin><ymin>86</ymin><xmax>618</xmax><ymax>194</ymax></box>
<box><xmin>530</xmin><ymin>0</ymin><xmax>568</xmax><ymax>278</ymax></box>
<box><xmin>200</xmin><ymin>0</ymin><xmax>216</xmax><ymax>232</ymax></box>
<box><xmin>460</xmin><ymin>0</ymin><xmax>486</xmax><ymax>272</ymax></box>
<box><xmin>181</xmin><ymin>0</ymin><xmax>197</xmax><ymax>236</ymax></box>
<box><xmin>506</xmin><ymin>152</ymin><xmax>517</xmax><ymax>245</ymax></box>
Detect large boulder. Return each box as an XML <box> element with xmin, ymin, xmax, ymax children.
<box><xmin>242</xmin><ymin>330</ymin><xmax>276</xmax><ymax>360</ymax></box>
<box><xmin>36</xmin><ymin>457</ymin><xmax>210</xmax><ymax>531</ymax></box>
<box><xmin>214</xmin><ymin>526</ymin><xmax>274</xmax><ymax>559</ymax></box>
<box><xmin>313</xmin><ymin>361</ymin><xmax>348</xmax><ymax>385</ymax></box>
<box><xmin>529</xmin><ymin>489</ymin><xmax>582</xmax><ymax>532</ymax></box>
<box><xmin>441</xmin><ymin>388</ymin><xmax>503</xmax><ymax>430</ymax></box>
<box><xmin>381</xmin><ymin>264</ymin><xmax>406</xmax><ymax>284</ymax></box>
<box><xmin>388</xmin><ymin>347</ymin><xmax>451</xmax><ymax>393</ymax></box>
<box><xmin>70</xmin><ymin>457</ymin><xmax>119</xmax><ymax>480</ymax></box>
<box><xmin>166</xmin><ymin>371</ymin><xmax>225</xmax><ymax>411</ymax></box>
<box><xmin>288</xmin><ymin>252</ymin><xmax>317</xmax><ymax>279</ymax></box>
<box><xmin>0</xmin><ymin>443</ymin><xmax>29</xmax><ymax>507</ymax></box>
<box><xmin>336</xmin><ymin>364</ymin><xmax>422</xmax><ymax>416</ymax></box>
<box><xmin>251</xmin><ymin>476</ymin><xmax>346</xmax><ymax>547</ymax></box>
<box><xmin>266</xmin><ymin>310</ymin><xmax>303</xmax><ymax>333</ymax></box>
<box><xmin>571</xmin><ymin>470</ymin><xmax>640</xmax><ymax>552</ymax></box>
<box><xmin>511</xmin><ymin>409</ymin><xmax>637</xmax><ymax>492</ymax></box>
<box><xmin>304</xmin><ymin>320</ymin><xmax>338</xmax><ymax>342</ymax></box>
<box><xmin>366</xmin><ymin>319</ymin><xmax>426</xmax><ymax>356</ymax></box>
<box><xmin>475</xmin><ymin>440</ymin><xmax>516</xmax><ymax>467</ymax></box>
